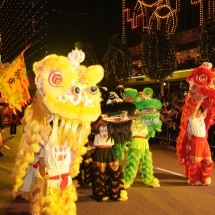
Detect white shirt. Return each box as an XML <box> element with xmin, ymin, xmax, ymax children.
<box><xmin>41</xmin><ymin>140</ymin><xmax>72</xmax><ymax>188</ymax></box>
<box><xmin>188</xmin><ymin>114</ymin><xmax>206</xmax><ymax>137</ymax></box>
<box><xmin>94</xmin><ymin>125</ymin><xmax>114</xmax><ymax>146</ymax></box>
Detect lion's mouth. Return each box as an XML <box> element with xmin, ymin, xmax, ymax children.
<box><xmin>58</xmin><ymin>90</ymin><xmax>93</xmax><ymax>106</ymax></box>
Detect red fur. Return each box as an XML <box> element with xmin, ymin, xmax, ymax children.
<box><xmin>177</xmin><ymin>65</ymin><xmax>215</xmax><ymax>168</ymax></box>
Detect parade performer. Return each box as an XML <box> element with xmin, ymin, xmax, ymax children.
<box><xmin>73</xmin><ymin>87</ymin><xmax>109</xmax><ymax>188</ymax></box>
<box><xmin>91</xmin><ymin>88</ymin><xmax>136</xmax><ymax>202</ymax></box>
<box><xmin>176</xmin><ymin>62</ymin><xmax>214</xmax><ymax>185</ymax></box>
<box><xmin>11</xmin><ymin>49</ymin><xmax>104</xmax><ymax>215</ymax></box>
<box><xmin>121</xmin><ymin>87</ymin><xmax>162</xmax><ymax>188</ymax></box>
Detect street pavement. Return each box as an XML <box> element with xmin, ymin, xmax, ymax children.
<box><xmin>0</xmin><ymin>125</ymin><xmax>215</xmax><ymax>215</ymax></box>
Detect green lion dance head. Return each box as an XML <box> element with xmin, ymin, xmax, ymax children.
<box><xmin>124</xmin><ymin>87</ymin><xmax>162</xmax><ymax>139</ymax></box>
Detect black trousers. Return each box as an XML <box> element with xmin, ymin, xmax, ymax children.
<box><xmin>10</xmin><ymin>123</ymin><xmax>17</xmax><ymax>135</ymax></box>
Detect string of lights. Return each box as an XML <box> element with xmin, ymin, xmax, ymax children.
<box><xmin>124</xmin><ymin>0</ymin><xmax>179</xmax><ymax>36</ymax></box>
<box><xmin>199</xmin><ymin>0</ymin><xmax>203</xmax><ymax>26</ymax></box>
<box><xmin>0</xmin><ymin>0</ymin><xmax>48</xmax><ymax>66</ymax></box>
<box><xmin>124</xmin><ymin>8</ymin><xmax>146</xmax><ymax>29</ymax></box>
<box><xmin>190</xmin><ymin>0</ymin><xmax>202</xmax><ymax>5</ymax></box>
<box><xmin>122</xmin><ymin>0</ymin><xmax>126</xmax><ymax>44</ymax></box>
<box><xmin>209</xmin><ymin>0</ymin><xmax>211</xmax><ymax>19</ymax></box>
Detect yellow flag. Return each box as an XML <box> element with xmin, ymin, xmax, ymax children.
<box><xmin>0</xmin><ymin>45</ymin><xmax>31</xmax><ymax>112</ymax></box>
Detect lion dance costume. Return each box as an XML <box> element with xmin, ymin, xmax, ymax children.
<box><xmin>91</xmin><ymin>87</ymin><xmax>136</xmax><ymax>202</ymax></box>
<box><xmin>176</xmin><ymin>62</ymin><xmax>214</xmax><ymax>185</ymax></box>
<box><xmin>11</xmin><ymin>49</ymin><xmax>104</xmax><ymax>214</ymax></box>
<box><xmin>120</xmin><ymin>87</ymin><xmax>162</xmax><ymax>188</ymax></box>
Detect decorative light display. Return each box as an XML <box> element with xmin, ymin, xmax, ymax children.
<box><xmin>0</xmin><ymin>0</ymin><xmax>48</xmax><ymax>65</ymax></box>
<box><xmin>122</xmin><ymin>0</ymin><xmax>126</xmax><ymax>44</ymax></box>
<box><xmin>123</xmin><ymin>0</ymin><xmax>148</xmax><ymax>33</ymax></box>
<box><xmin>190</xmin><ymin>0</ymin><xmax>202</xmax><ymax>5</ymax></box>
<box><xmin>199</xmin><ymin>1</ymin><xmax>203</xmax><ymax>26</ymax></box>
<box><xmin>142</xmin><ymin>0</ymin><xmax>178</xmax><ymax>35</ymax></box>
<box><xmin>124</xmin><ymin>8</ymin><xmax>147</xmax><ymax>30</ymax></box>
<box><xmin>214</xmin><ymin>0</ymin><xmax>215</xmax><ymax>16</ymax></box>
<box><xmin>198</xmin><ymin>19</ymin><xmax>215</xmax><ymax>66</ymax></box>
<box><xmin>208</xmin><ymin>0</ymin><xmax>215</xmax><ymax>19</ymax></box>
<box><xmin>208</xmin><ymin>0</ymin><xmax>211</xmax><ymax>19</ymax></box>
<box><xmin>104</xmin><ymin>37</ymin><xmax>133</xmax><ymax>87</ymax></box>
<box><xmin>141</xmin><ymin>28</ymin><xmax>176</xmax><ymax>81</ymax></box>
<box><xmin>123</xmin><ymin>0</ymin><xmax>179</xmax><ymax>35</ymax></box>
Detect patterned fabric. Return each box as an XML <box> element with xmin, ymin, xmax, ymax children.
<box><xmin>92</xmin><ymin>147</ymin><xmax>125</xmax><ymax>201</ymax></box>
<box><xmin>184</xmin><ymin>136</ymin><xmax>213</xmax><ymax>184</ymax></box>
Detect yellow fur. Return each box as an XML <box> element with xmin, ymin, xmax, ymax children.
<box><xmin>148</xmin><ymin>177</ymin><xmax>160</xmax><ymax>188</ymax></box>
<box><xmin>11</xmin><ymin>54</ymin><xmax>104</xmax><ymax>214</ymax></box>
<box><xmin>118</xmin><ymin>190</ymin><xmax>128</xmax><ymax>201</ymax></box>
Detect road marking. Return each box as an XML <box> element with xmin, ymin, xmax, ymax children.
<box><xmin>3</xmin><ymin>145</ymin><xmax>11</xmax><ymax>150</ymax></box>
<box><xmin>155</xmin><ymin>167</ymin><xmax>185</xmax><ymax>177</ymax></box>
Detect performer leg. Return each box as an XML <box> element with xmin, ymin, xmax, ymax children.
<box><xmin>92</xmin><ymin>161</ymin><xmax>108</xmax><ymax>202</ymax></box>
<box><xmin>200</xmin><ymin>144</ymin><xmax>214</xmax><ymax>185</ymax></box>
<box><xmin>123</xmin><ymin>148</ymin><xmax>141</xmax><ymax>187</ymax></box>
<box><xmin>140</xmin><ymin>149</ymin><xmax>160</xmax><ymax>187</ymax></box>
<box><xmin>83</xmin><ymin>154</ymin><xmax>93</xmax><ymax>186</ymax></box>
<box><xmin>188</xmin><ymin>161</ymin><xmax>202</xmax><ymax>185</ymax></box>
<box><xmin>200</xmin><ymin>159</ymin><xmax>214</xmax><ymax>185</ymax></box>
<box><xmin>10</xmin><ymin>124</ymin><xmax>13</xmax><ymax>135</ymax></box>
<box><xmin>107</xmin><ymin>161</ymin><xmax>127</xmax><ymax>201</ymax></box>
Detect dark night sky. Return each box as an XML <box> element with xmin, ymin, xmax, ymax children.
<box><xmin>0</xmin><ymin>0</ymin><xmax>210</xmax><ymax>69</ymax></box>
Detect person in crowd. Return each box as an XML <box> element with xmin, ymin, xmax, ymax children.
<box><xmin>0</xmin><ymin>105</ymin><xmax>5</xmax><ymax>157</ymax></box>
<box><xmin>9</xmin><ymin>109</ymin><xmax>20</xmax><ymax>136</ymax></box>
<box><xmin>186</xmin><ymin>99</ymin><xmax>214</xmax><ymax>185</ymax></box>
<box><xmin>169</xmin><ymin>107</ymin><xmax>182</xmax><ymax>149</ymax></box>
<box><xmin>170</xmin><ymin>92</ymin><xmax>179</xmax><ymax>107</ymax></box>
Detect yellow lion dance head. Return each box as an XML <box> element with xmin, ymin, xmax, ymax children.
<box><xmin>11</xmin><ymin>52</ymin><xmax>104</xmax><ymax>208</ymax></box>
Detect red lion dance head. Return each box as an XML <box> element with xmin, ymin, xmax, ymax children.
<box><xmin>176</xmin><ymin>62</ymin><xmax>215</xmax><ymax>165</ymax></box>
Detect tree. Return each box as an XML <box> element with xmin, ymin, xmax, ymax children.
<box><xmin>141</xmin><ymin>28</ymin><xmax>177</xmax><ymax>94</ymax></box>
<box><xmin>73</xmin><ymin>41</ymin><xmax>98</xmax><ymax>67</ymax></box>
<box><xmin>198</xmin><ymin>19</ymin><xmax>215</xmax><ymax>66</ymax></box>
<box><xmin>103</xmin><ymin>37</ymin><xmax>133</xmax><ymax>88</ymax></box>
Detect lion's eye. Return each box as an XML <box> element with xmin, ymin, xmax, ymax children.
<box><xmin>71</xmin><ymin>86</ymin><xmax>81</xmax><ymax>95</ymax></box>
<box><xmin>198</xmin><ymin>74</ymin><xmax>208</xmax><ymax>82</ymax></box>
<box><xmin>48</xmin><ymin>71</ymin><xmax>62</xmax><ymax>87</ymax></box>
<box><xmin>89</xmin><ymin>86</ymin><xmax>98</xmax><ymax>94</ymax></box>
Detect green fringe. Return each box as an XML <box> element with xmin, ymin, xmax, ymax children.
<box><xmin>140</xmin><ymin>149</ymin><xmax>155</xmax><ymax>185</ymax></box>
<box><xmin>114</xmin><ymin>142</ymin><xmax>130</xmax><ymax>161</ymax></box>
<box><xmin>123</xmin><ymin>148</ymin><xmax>141</xmax><ymax>185</ymax></box>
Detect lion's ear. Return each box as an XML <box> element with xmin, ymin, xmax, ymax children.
<box><xmin>33</xmin><ymin>59</ymin><xmax>45</xmax><ymax>76</ymax></box>
<box><xmin>85</xmin><ymin>65</ymin><xmax>104</xmax><ymax>85</ymax></box>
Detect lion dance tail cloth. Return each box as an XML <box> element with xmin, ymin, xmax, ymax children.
<box><xmin>176</xmin><ymin>63</ymin><xmax>214</xmax><ymax>185</ymax></box>
<box><xmin>10</xmin><ymin>50</ymin><xmax>104</xmax><ymax>214</ymax></box>
<box><xmin>122</xmin><ymin>87</ymin><xmax>162</xmax><ymax>188</ymax></box>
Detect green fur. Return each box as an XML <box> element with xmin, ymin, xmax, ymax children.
<box><xmin>135</xmin><ymin>99</ymin><xmax>162</xmax><ymax>110</ymax></box>
<box><xmin>114</xmin><ymin>142</ymin><xmax>129</xmax><ymax>161</ymax></box>
<box><xmin>123</xmin><ymin>148</ymin><xmax>140</xmax><ymax>185</ymax></box>
<box><xmin>143</xmin><ymin>87</ymin><xmax>154</xmax><ymax>99</ymax></box>
<box><xmin>124</xmin><ymin>88</ymin><xmax>138</xmax><ymax>103</ymax></box>
<box><xmin>122</xmin><ymin>87</ymin><xmax>162</xmax><ymax>188</ymax></box>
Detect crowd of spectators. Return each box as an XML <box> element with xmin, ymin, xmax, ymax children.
<box><xmin>152</xmin><ymin>91</ymin><xmax>215</xmax><ymax>151</ymax></box>
<box><xmin>177</xmin><ymin>56</ymin><xmax>199</xmax><ymax>70</ymax></box>
<box><xmin>151</xmin><ymin>92</ymin><xmax>185</xmax><ymax>149</ymax></box>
